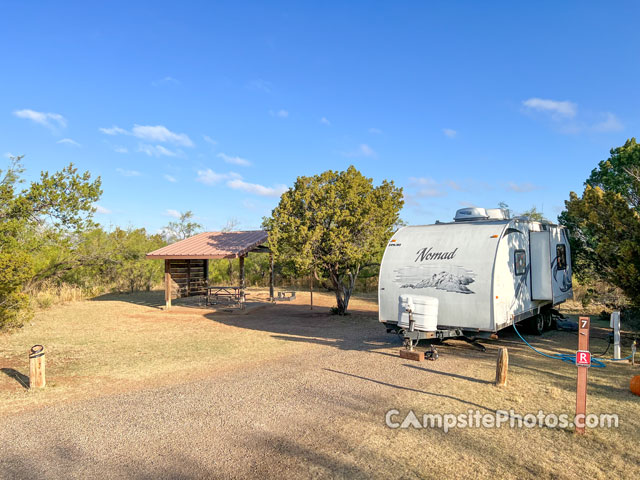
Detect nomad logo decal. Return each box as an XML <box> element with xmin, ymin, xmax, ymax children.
<box><xmin>415</xmin><ymin>247</ymin><xmax>458</xmax><ymax>262</ymax></box>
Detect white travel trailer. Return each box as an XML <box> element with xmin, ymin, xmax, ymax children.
<box><xmin>378</xmin><ymin>207</ymin><xmax>572</xmax><ymax>342</ymax></box>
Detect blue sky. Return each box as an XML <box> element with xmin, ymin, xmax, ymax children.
<box><xmin>2</xmin><ymin>1</ymin><xmax>638</xmax><ymax>232</ymax></box>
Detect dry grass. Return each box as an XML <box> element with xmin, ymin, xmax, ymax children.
<box><xmin>0</xmin><ymin>288</ymin><xmax>316</xmax><ymax>415</ymax></box>
<box><xmin>1</xmin><ymin>289</ymin><xmax>639</xmax><ymax>478</ymax></box>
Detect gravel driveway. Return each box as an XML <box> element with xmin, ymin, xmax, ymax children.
<box><xmin>1</xmin><ymin>307</ymin><xmax>637</xmax><ymax>479</ymax></box>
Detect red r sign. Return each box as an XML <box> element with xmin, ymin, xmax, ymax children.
<box><xmin>576</xmin><ymin>350</ymin><xmax>591</xmax><ymax>367</ymax></box>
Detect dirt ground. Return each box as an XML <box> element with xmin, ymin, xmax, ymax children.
<box><xmin>1</xmin><ymin>289</ymin><xmax>639</xmax><ymax>479</ymax></box>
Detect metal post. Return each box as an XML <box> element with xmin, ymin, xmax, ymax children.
<box><xmin>611</xmin><ymin>311</ymin><xmax>621</xmax><ymax>360</ymax></box>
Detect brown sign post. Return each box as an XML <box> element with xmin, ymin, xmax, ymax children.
<box><xmin>575</xmin><ymin>316</ymin><xmax>590</xmax><ymax>435</ymax></box>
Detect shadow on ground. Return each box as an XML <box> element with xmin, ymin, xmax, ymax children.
<box><xmin>1</xmin><ymin>368</ymin><xmax>29</xmax><ymax>389</ymax></box>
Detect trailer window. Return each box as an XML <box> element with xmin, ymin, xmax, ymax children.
<box><xmin>514</xmin><ymin>250</ymin><xmax>526</xmax><ymax>276</ymax></box>
<box><xmin>556</xmin><ymin>244</ymin><xmax>567</xmax><ymax>270</ymax></box>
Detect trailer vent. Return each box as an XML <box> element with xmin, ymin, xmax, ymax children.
<box><xmin>486</xmin><ymin>208</ymin><xmax>510</xmax><ymax>220</ymax></box>
<box><xmin>454</xmin><ymin>207</ymin><xmax>489</xmax><ymax>222</ymax></box>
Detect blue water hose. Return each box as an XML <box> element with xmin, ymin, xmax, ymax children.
<box><xmin>510</xmin><ymin>320</ymin><xmax>621</xmax><ymax>368</ymax></box>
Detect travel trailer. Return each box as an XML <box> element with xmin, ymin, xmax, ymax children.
<box><xmin>378</xmin><ymin>207</ymin><xmax>572</xmax><ymax>344</ymax></box>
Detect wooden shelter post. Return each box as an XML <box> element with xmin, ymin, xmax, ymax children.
<box><xmin>164</xmin><ymin>259</ymin><xmax>172</xmax><ymax>310</ymax></box>
<box><xmin>239</xmin><ymin>255</ymin><xmax>246</xmax><ymax>304</ymax></box>
<box><xmin>269</xmin><ymin>253</ymin><xmax>275</xmax><ymax>301</ymax></box>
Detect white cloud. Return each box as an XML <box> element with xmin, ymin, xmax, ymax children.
<box><xmin>522</xmin><ymin>98</ymin><xmax>577</xmax><ymax>119</ymax></box>
<box><xmin>592</xmin><ymin>112</ymin><xmax>623</xmax><ymax>132</ymax></box>
<box><xmin>341</xmin><ymin>144</ymin><xmax>377</xmax><ymax>158</ymax></box>
<box><xmin>196</xmin><ymin>169</ymin><xmax>240</xmax><ymax>186</ymax></box>
<box><xmin>320</xmin><ymin>117</ymin><xmax>331</xmax><ymax>126</ymax></box>
<box><xmin>203</xmin><ymin>135</ymin><xmax>218</xmax><ymax>147</ymax></box>
<box><xmin>99</xmin><ymin>124</ymin><xmax>194</xmax><ymax>147</ymax></box>
<box><xmin>95</xmin><ymin>205</ymin><xmax>111</xmax><ymax>214</ymax></box>
<box><xmin>369</xmin><ymin>127</ymin><xmax>383</xmax><ymax>135</ymax></box>
<box><xmin>507</xmin><ymin>181</ymin><xmax>541</xmax><ymax>193</ymax></box>
<box><xmin>445</xmin><ymin>180</ymin><xmax>462</xmax><ymax>191</ymax></box>
<box><xmin>99</xmin><ymin>126</ymin><xmax>128</xmax><ymax>135</ymax></box>
<box><xmin>116</xmin><ymin>168</ymin><xmax>142</xmax><ymax>177</ymax></box>
<box><xmin>227</xmin><ymin>179</ymin><xmax>287</xmax><ymax>197</ymax></box>
<box><xmin>165</xmin><ymin>209</ymin><xmax>181</xmax><ymax>218</ymax></box>
<box><xmin>14</xmin><ymin>109</ymin><xmax>67</xmax><ymax>130</ymax></box>
<box><xmin>443</xmin><ymin>128</ymin><xmax>457</xmax><ymax>138</ymax></box>
<box><xmin>138</xmin><ymin>144</ymin><xmax>178</xmax><ymax>157</ymax></box>
<box><xmin>131</xmin><ymin>125</ymin><xmax>193</xmax><ymax>147</ymax></box>
<box><xmin>217</xmin><ymin>152</ymin><xmax>251</xmax><ymax>167</ymax></box>
<box><xmin>247</xmin><ymin>79</ymin><xmax>273</xmax><ymax>93</ymax></box>
<box><xmin>269</xmin><ymin>109</ymin><xmax>289</xmax><ymax>118</ymax></box>
<box><xmin>152</xmin><ymin>76</ymin><xmax>180</xmax><ymax>87</ymax></box>
<box><xmin>242</xmin><ymin>199</ymin><xmax>257</xmax><ymax>210</ymax></box>
<box><xmin>57</xmin><ymin>138</ymin><xmax>81</xmax><ymax>147</ymax></box>
<box><xmin>360</xmin><ymin>144</ymin><xmax>376</xmax><ymax>157</ymax></box>
<box><xmin>407</xmin><ymin>177</ymin><xmax>445</xmax><ymax>197</ymax></box>
<box><xmin>113</xmin><ymin>146</ymin><xmax>128</xmax><ymax>154</ymax></box>
<box><xmin>409</xmin><ymin>177</ymin><xmax>437</xmax><ymax>186</ymax></box>
<box><xmin>163</xmin><ymin>174</ymin><xmax>177</xmax><ymax>182</ymax></box>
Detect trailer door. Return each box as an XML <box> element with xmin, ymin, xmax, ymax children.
<box><xmin>550</xmin><ymin>227</ymin><xmax>573</xmax><ymax>303</ymax></box>
<box><xmin>529</xmin><ymin>231</ymin><xmax>552</xmax><ymax>301</ymax></box>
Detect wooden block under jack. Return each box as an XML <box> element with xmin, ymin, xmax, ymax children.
<box><xmin>400</xmin><ymin>349</ymin><xmax>424</xmax><ymax>361</ymax></box>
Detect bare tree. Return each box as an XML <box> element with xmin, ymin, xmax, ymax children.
<box><xmin>162</xmin><ymin>211</ymin><xmax>202</xmax><ymax>242</ymax></box>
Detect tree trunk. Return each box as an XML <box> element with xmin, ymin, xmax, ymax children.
<box><xmin>329</xmin><ymin>265</ymin><xmax>360</xmax><ymax>315</ymax></box>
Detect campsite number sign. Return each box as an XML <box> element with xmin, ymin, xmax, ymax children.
<box><xmin>575</xmin><ymin>316</ymin><xmax>590</xmax><ymax>435</ymax></box>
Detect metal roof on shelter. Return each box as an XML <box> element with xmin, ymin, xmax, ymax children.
<box><xmin>146</xmin><ymin>230</ymin><xmax>269</xmax><ymax>259</ymax></box>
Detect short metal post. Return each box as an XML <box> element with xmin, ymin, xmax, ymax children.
<box><xmin>407</xmin><ymin>310</ymin><xmax>415</xmax><ymax>351</ymax></box>
<box><xmin>611</xmin><ymin>311</ymin><xmax>621</xmax><ymax>360</ymax></box>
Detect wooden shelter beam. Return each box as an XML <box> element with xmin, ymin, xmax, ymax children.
<box><xmin>164</xmin><ymin>259</ymin><xmax>172</xmax><ymax>310</ymax></box>
<box><xmin>239</xmin><ymin>255</ymin><xmax>246</xmax><ymax>306</ymax></box>
<box><xmin>269</xmin><ymin>253</ymin><xmax>274</xmax><ymax>301</ymax></box>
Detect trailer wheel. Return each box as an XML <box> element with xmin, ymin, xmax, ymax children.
<box><xmin>542</xmin><ymin>310</ymin><xmax>553</xmax><ymax>331</ymax></box>
<box><xmin>527</xmin><ymin>315</ymin><xmax>545</xmax><ymax>335</ymax></box>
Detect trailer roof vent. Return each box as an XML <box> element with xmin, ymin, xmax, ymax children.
<box><xmin>454</xmin><ymin>207</ymin><xmax>489</xmax><ymax>222</ymax></box>
<box><xmin>486</xmin><ymin>208</ymin><xmax>510</xmax><ymax>220</ymax></box>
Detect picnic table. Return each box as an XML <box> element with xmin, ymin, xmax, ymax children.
<box><xmin>206</xmin><ymin>286</ymin><xmax>247</xmax><ymax>308</ymax></box>
<box><xmin>276</xmin><ymin>290</ymin><xmax>296</xmax><ymax>301</ymax></box>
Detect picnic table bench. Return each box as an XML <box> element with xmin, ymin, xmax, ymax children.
<box><xmin>206</xmin><ymin>286</ymin><xmax>248</xmax><ymax>308</ymax></box>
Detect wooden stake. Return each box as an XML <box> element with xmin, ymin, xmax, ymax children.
<box><xmin>310</xmin><ymin>274</ymin><xmax>313</xmax><ymax>310</ymax></box>
<box><xmin>575</xmin><ymin>316</ymin><xmax>590</xmax><ymax>435</ymax></box>
<box><xmin>495</xmin><ymin>347</ymin><xmax>508</xmax><ymax>387</ymax></box>
<box><xmin>29</xmin><ymin>345</ymin><xmax>45</xmax><ymax>389</ymax></box>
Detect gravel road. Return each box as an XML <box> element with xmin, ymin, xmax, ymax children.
<box><xmin>2</xmin><ymin>307</ymin><xmax>635</xmax><ymax>479</ymax></box>
<box><xmin>0</xmin><ymin>312</ymin><xmax>436</xmax><ymax>479</ymax></box>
